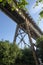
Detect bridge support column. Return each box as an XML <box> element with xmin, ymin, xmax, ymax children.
<box><xmin>25</xmin><ymin>18</ymin><xmax>40</xmax><ymax>65</ymax></box>
<box><xmin>13</xmin><ymin>25</ymin><xmax>19</xmax><ymax>44</ymax></box>
<box><xmin>13</xmin><ymin>25</ymin><xmax>29</xmax><ymax>48</ymax></box>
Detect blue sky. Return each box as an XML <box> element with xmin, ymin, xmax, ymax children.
<box><xmin>0</xmin><ymin>10</ymin><xmax>16</xmax><ymax>42</ymax></box>
<box><xmin>0</xmin><ymin>0</ymin><xmax>43</xmax><ymax>43</ymax></box>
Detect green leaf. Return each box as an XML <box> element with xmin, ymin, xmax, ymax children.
<box><xmin>40</xmin><ymin>11</ymin><xmax>43</xmax><ymax>18</ymax></box>
<box><xmin>0</xmin><ymin>0</ymin><xmax>3</xmax><ymax>2</ymax></box>
<box><xmin>39</xmin><ymin>0</ymin><xmax>42</xmax><ymax>2</ymax></box>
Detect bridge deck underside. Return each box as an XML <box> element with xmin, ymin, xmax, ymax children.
<box><xmin>0</xmin><ymin>3</ymin><xmax>43</xmax><ymax>39</ymax></box>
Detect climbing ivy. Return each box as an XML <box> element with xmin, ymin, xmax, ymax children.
<box><xmin>0</xmin><ymin>0</ymin><xmax>43</xmax><ymax>18</ymax></box>
<box><xmin>0</xmin><ymin>0</ymin><xmax>28</xmax><ymax>10</ymax></box>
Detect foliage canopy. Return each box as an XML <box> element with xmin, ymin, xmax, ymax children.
<box><xmin>0</xmin><ymin>40</ymin><xmax>21</xmax><ymax>65</ymax></box>
<box><xmin>36</xmin><ymin>36</ymin><xmax>43</xmax><ymax>62</ymax></box>
<box><xmin>0</xmin><ymin>40</ymin><xmax>35</xmax><ymax>65</ymax></box>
